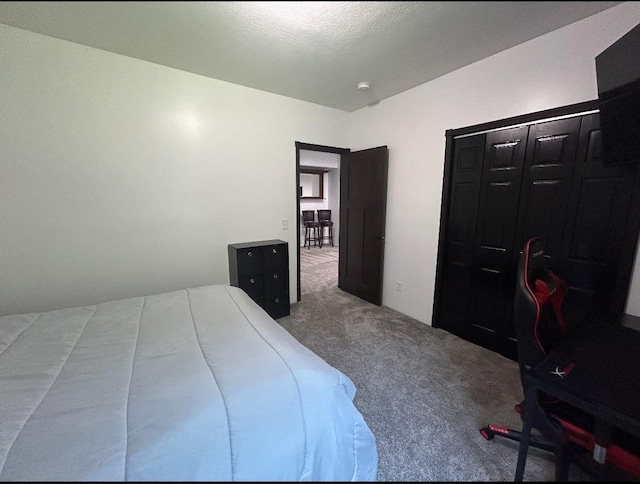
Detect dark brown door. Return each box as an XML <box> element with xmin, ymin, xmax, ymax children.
<box><xmin>433</xmin><ymin>133</ymin><xmax>485</xmax><ymax>338</ymax></box>
<box><xmin>558</xmin><ymin>112</ymin><xmax>639</xmax><ymax>318</ymax></box>
<box><xmin>502</xmin><ymin>116</ymin><xmax>582</xmax><ymax>358</ymax></box>
<box><xmin>467</xmin><ymin>126</ymin><xmax>528</xmax><ymax>351</ymax></box>
<box><xmin>339</xmin><ymin>146</ymin><xmax>389</xmax><ymax>305</ymax></box>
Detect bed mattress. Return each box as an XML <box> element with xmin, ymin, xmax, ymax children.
<box><xmin>0</xmin><ymin>284</ymin><xmax>377</xmax><ymax>481</ymax></box>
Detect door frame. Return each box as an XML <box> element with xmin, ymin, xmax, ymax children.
<box><xmin>295</xmin><ymin>142</ymin><xmax>350</xmax><ymax>302</ymax></box>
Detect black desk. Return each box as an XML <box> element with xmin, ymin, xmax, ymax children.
<box><xmin>514</xmin><ymin>314</ymin><xmax>640</xmax><ymax>481</ymax></box>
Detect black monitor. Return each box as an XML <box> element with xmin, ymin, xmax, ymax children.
<box><xmin>595</xmin><ymin>23</ymin><xmax>640</xmax><ymax>165</ymax></box>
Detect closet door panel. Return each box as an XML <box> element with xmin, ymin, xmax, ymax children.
<box><xmin>514</xmin><ymin>117</ymin><xmax>582</xmax><ymax>260</ymax></box>
<box><xmin>501</xmin><ymin>117</ymin><xmax>582</xmax><ymax>357</ymax></box>
<box><xmin>559</xmin><ymin>113</ymin><xmax>639</xmax><ymax>316</ymax></box>
<box><xmin>437</xmin><ymin>134</ymin><xmax>485</xmax><ymax>337</ymax></box>
<box><xmin>468</xmin><ymin>126</ymin><xmax>528</xmax><ymax>351</ymax></box>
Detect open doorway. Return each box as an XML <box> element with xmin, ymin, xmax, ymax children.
<box><xmin>295</xmin><ymin>142</ymin><xmax>389</xmax><ymax>306</ymax></box>
<box><xmin>295</xmin><ymin>142</ymin><xmax>348</xmax><ymax>302</ymax></box>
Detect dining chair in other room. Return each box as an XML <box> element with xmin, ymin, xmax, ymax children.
<box><xmin>302</xmin><ymin>210</ymin><xmax>320</xmax><ymax>249</ymax></box>
<box><xmin>317</xmin><ymin>209</ymin><xmax>334</xmax><ymax>248</ymax></box>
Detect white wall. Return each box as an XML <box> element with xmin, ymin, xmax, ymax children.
<box><xmin>4</xmin><ymin>4</ymin><xmax>640</xmax><ymax>322</ymax></box>
<box><xmin>349</xmin><ymin>2</ymin><xmax>640</xmax><ymax>324</ymax></box>
<box><xmin>0</xmin><ymin>23</ymin><xmax>349</xmax><ymax>316</ymax></box>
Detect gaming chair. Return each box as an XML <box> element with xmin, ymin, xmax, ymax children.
<box><xmin>479</xmin><ymin>237</ymin><xmax>640</xmax><ymax>480</ymax></box>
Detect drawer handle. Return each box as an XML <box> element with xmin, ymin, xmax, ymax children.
<box><xmin>250</xmin><ymin>278</ymin><xmax>255</xmax><ymax>284</ymax></box>
<box><xmin>273</xmin><ymin>274</ymin><xmax>278</xmax><ymax>279</ymax></box>
<box><xmin>274</xmin><ymin>298</ymin><xmax>280</xmax><ymax>303</ymax></box>
<box><xmin>247</xmin><ymin>251</ymin><xmax>253</xmax><ymax>257</ymax></box>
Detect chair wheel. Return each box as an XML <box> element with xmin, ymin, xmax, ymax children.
<box><xmin>479</xmin><ymin>426</ymin><xmax>494</xmax><ymax>440</ymax></box>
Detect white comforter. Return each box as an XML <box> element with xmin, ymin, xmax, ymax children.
<box><xmin>0</xmin><ymin>284</ymin><xmax>377</xmax><ymax>481</ymax></box>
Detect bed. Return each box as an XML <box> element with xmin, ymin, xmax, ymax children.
<box><xmin>0</xmin><ymin>284</ymin><xmax>377</xmax><ymax>481</ymax></box>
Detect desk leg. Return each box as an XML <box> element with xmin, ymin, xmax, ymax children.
<box><xmin>593</xmin><ymin>419</ymin><xmax>612</xmax><ymax>465</ymax></box>
<box><xmin>515</xmin><ymin>385</ymin><xmax>537</xmax><ymax>481</ymax></box>
<box><xmin>593</xmin><ymin>444</ymin><xmax>606</xmax><ymax>464</ymax></box>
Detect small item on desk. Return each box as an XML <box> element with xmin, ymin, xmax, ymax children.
<box><xmin>549</xmin><ymin>361</ymin><xmax>575</xmax><ymax>379</ymax></box>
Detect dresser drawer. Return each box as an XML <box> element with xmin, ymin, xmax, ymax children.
<box><xmin>238</xmin><ymin>274</ymin><xmax>264</xmax><ymax>298</ymax></box>
<box><xmin>264</xmin><ymin>293</ymin><xmax>290</xmax><ymax>319</ymax></box>
<box><xmin>236</xmin><ymin>248</ymin><xmax>263</xmax><ymax>275</ymax></box>
<box><xmin>264</xmin><ymin>270</ymin><xmax>288</xmax><ymax>295</ymax></box>
<box><xmin>263</xmin><ymin>244</ymin><xmax>288</xmax><ymax>271</ymax></box>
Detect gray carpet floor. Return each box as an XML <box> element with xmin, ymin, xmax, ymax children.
<box><xmin>278</xmin><ymin>245</ymin><xmax>593</xmax><ymax>481</ymax></box>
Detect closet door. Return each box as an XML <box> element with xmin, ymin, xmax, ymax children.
<box><xmin>435</xmin><ymin>134</ymin><xmax>485</xmax><ymax>338</ymax></box>
<box><xmin>501</xmin><ymin>116</ymin><xmax>582</xmax><ymax>358</ymax></box>
<box><xmin>467</xmin><ymin>126</ymin><xmax>528</xmax><ymax>351</ymax></box>
<box><xmin>558</xmin><ymin>112</ymin><xmax>639</xmax><ymax>319</ymax></box>
<box><xmin>434</xmin><ymin>101</ymin><xmax>640</xmax><ymax>361</ymax></box>
<box><xmin>513</xmin><ymin>117</ymin><xmax>582</xmax><ymax>259</ymax></box>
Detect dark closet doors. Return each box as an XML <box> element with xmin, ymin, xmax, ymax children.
<box><xmin>557</xmin><ymin>113</ymin><xmax>639</xmax><ymax>318</ymax></box>
<box><xmin>501</xmin><ymin>116</ymin><xmax>584</xmax><ymax>357</ymax></box>
<box><xmin>466</xmin><ymin>125</ymin><xmax>528</xmax><ymax>351</ymax></box>
<box><xmin>433</xmin><ymin>102</ymin><xmax>640</xmax><ymax>360</ymax></box>
<box><xmin>435</xmin><ymin>134</ymin><xmax>485</xmax><ymax>338</ymax></box>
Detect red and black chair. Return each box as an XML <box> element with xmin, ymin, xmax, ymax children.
<box><xmin>479</xmin><ymin>237</ymin><xmax>640</xmax><ymax>480</ymax></box>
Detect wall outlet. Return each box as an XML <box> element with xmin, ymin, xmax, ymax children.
<box><xmin>281</xmin><ymin>218</ymin><xmax>288</xmax><ymax>230</ymax></box>
<box><xmin>395</xmin><ymin>280</ymin><xmax>402</xmax><ymax>292</ymax></box>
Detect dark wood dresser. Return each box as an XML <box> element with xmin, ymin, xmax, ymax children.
<box><xmin>228</xmin><ymin>239</ymin><xmax>290</xmax><ymax>319</ymax></box>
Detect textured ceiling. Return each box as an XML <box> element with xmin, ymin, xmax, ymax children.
<box><xmin>0</xmin><ymin>1</ymin><xmax>624</xmax><ymax>112</ymax></box>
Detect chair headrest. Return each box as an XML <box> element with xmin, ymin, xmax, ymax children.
<box><xmin>524</xmin><ymin>237</ymin><xmax>548</xmax><ymax>286</ymax></box>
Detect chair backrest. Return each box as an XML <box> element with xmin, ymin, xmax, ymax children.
<box><xmin>302</xmin><ymin>210</ymin><xmax>315</xmax><ymax>224</ymax></box>
<box><xmin>514</xmin><ymin>237</ymin><xmax>567</xmax><ymax>390</ymax></box>
<box><xmin>317</xmin><ymin>209</ymin><xmax>331</xmax><ymax>222</ymax></box>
